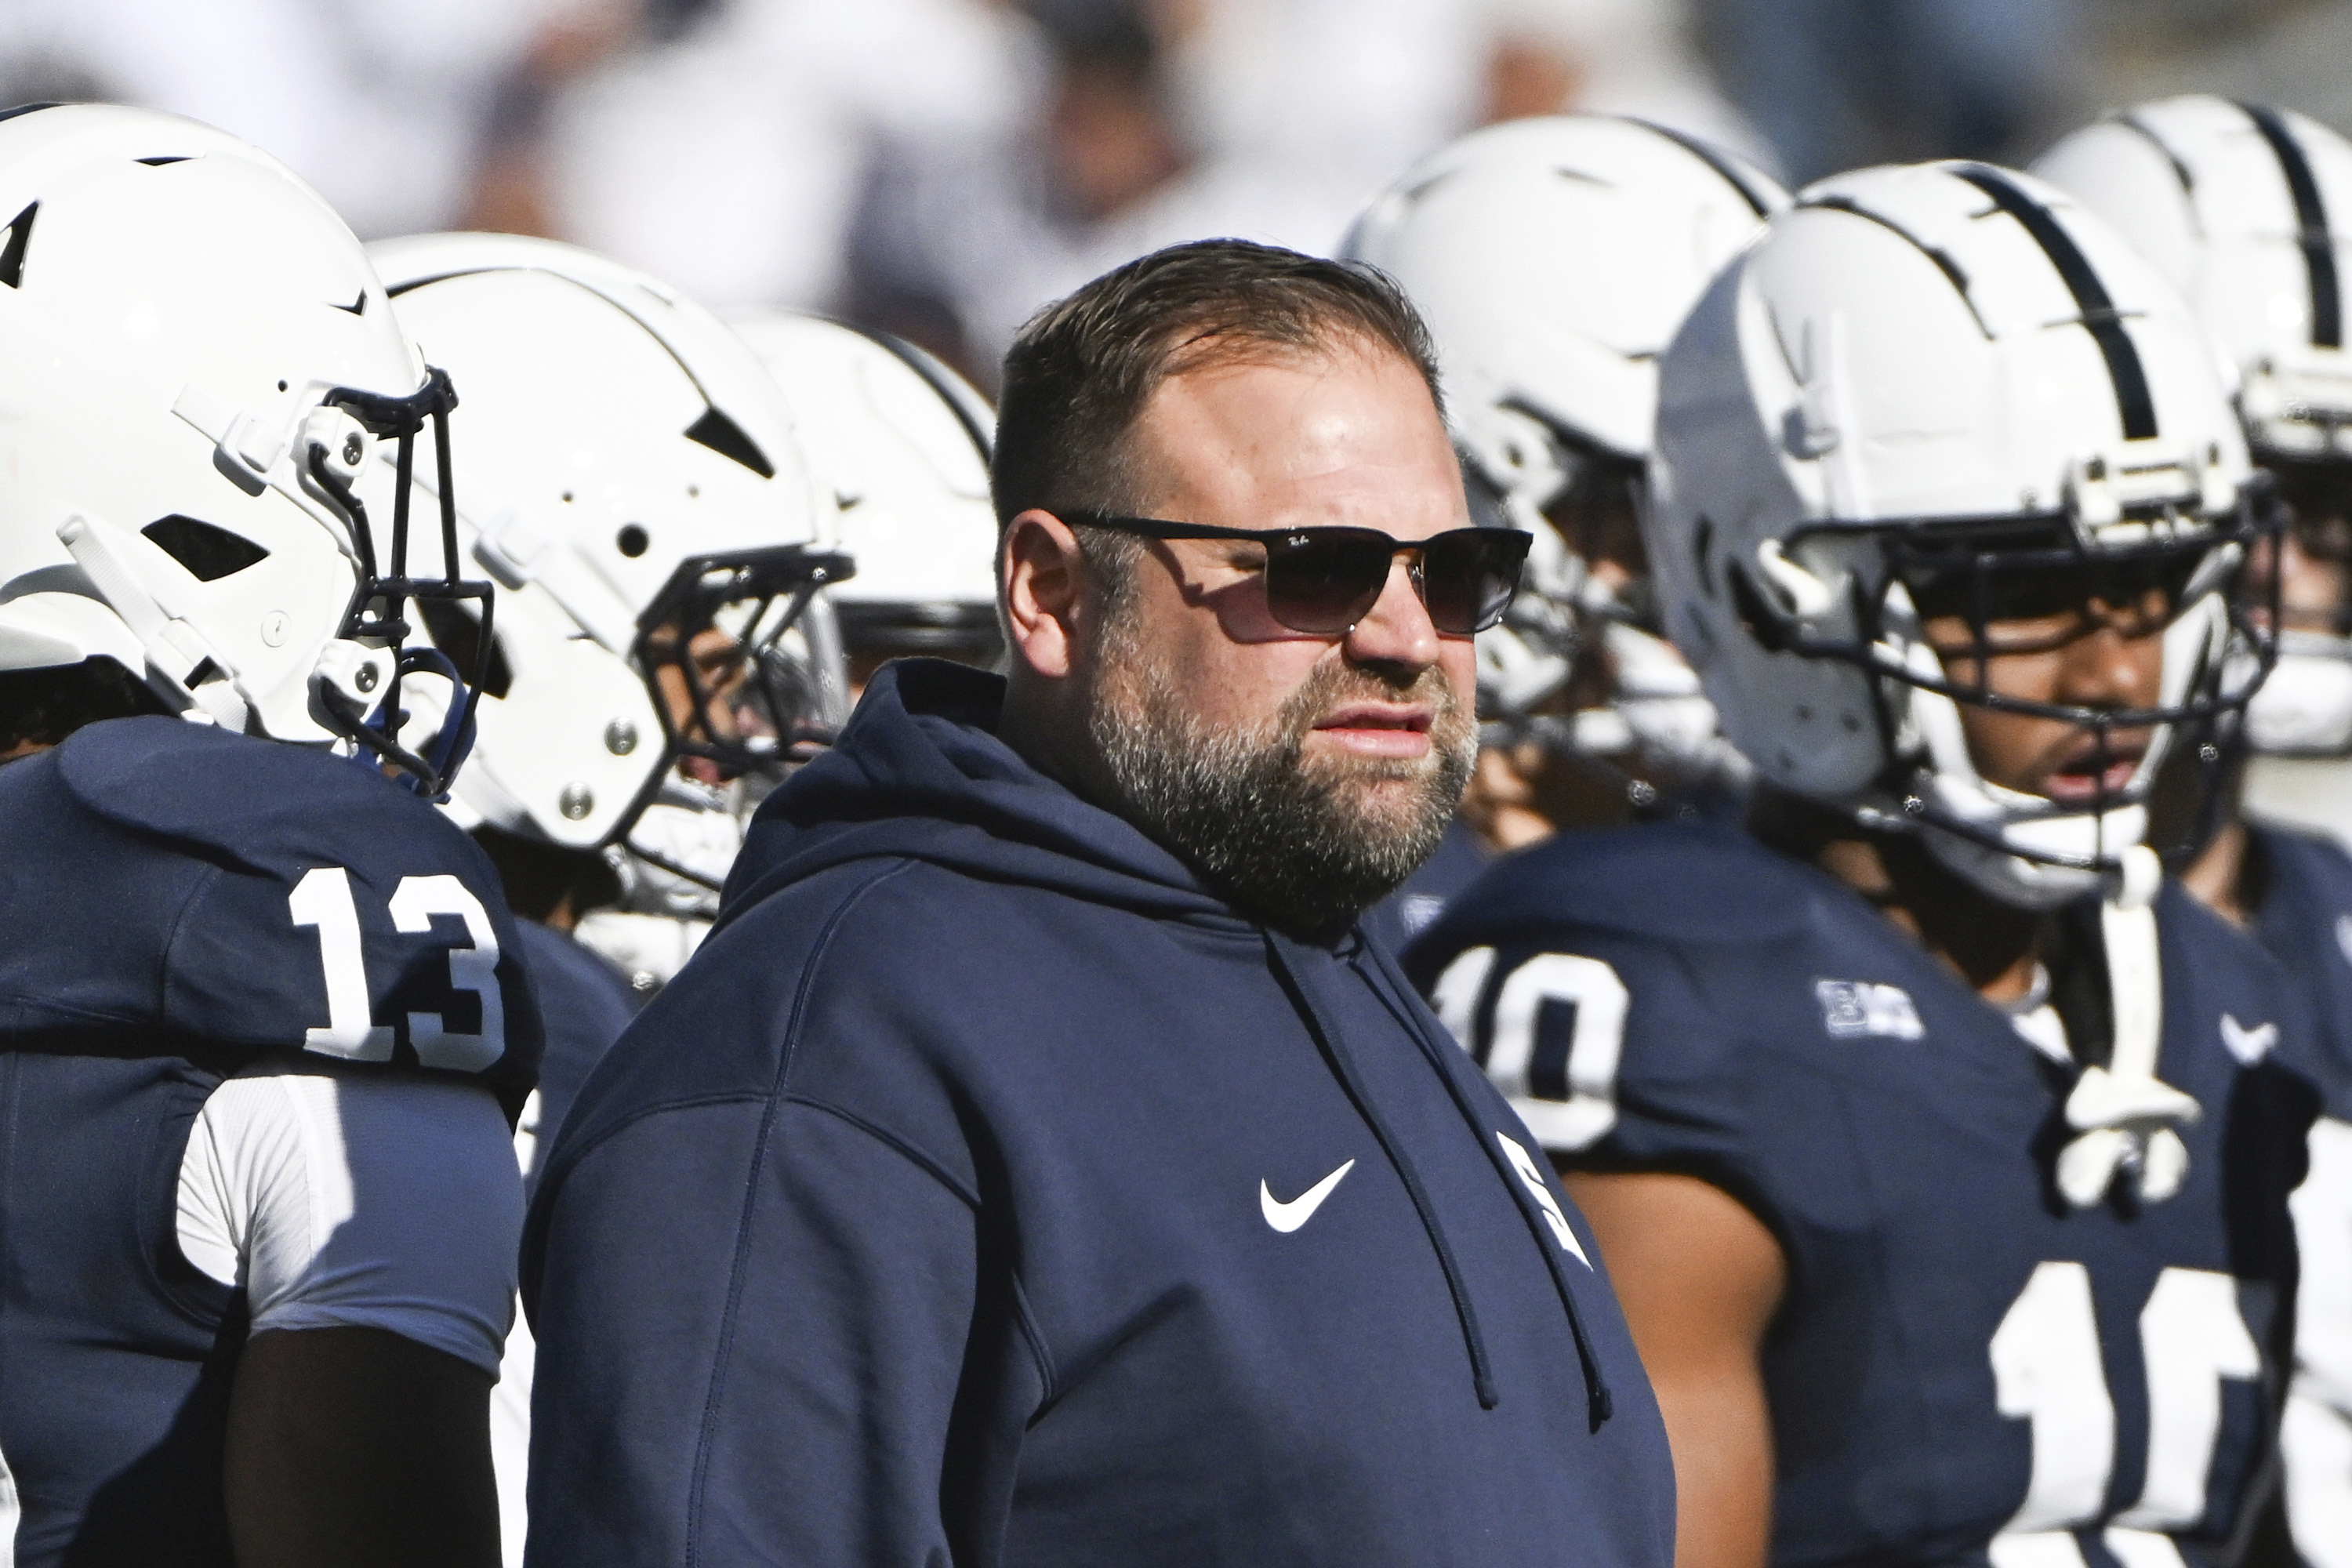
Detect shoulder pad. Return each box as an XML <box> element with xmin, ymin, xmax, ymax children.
<box><xmin>1</xmin><ymin>719</ymin><xmax>541</xmax><ymax>1104</ymax></box>
<box><xmin>1425</xmin><ymin>821</ymin><xmax>1823</xmax><ymax>952</ymax></box>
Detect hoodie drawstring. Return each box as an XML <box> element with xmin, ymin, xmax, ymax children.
<box><xmin>1362</xmin><ymin>938</ymin><xmax>1617</xmax><ymax>1432</ymax></box>
<box><xmin>1264</xmin><ymin>930</ymin><xmax>1500</xmax><ymax>1410</ymax></box>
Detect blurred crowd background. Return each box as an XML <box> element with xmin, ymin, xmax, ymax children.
<box><xmin>1</xmin><ymin>0</ymin><xmax>2343</xmax><ymax>391</ymax></box>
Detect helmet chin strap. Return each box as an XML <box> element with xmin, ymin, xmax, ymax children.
<box><xmin>1913</xmin><ymin>823</ymin><xmax>2204</xmax><ymax>1204</ymax></box>
<box><xmin>2056</xmin><ymin>848</ymin><xmax>2202</xmax><ymax>1208</ymax></box>
<box><xmin>1912</xmin><ymin>784</ymin><xmax>2154</xmax><ymax>910</ymax></box>
<box><xmin>1871</xmin><ymin>613</ymin><xmax>2205</xmax><ymax>1202</ymax></box>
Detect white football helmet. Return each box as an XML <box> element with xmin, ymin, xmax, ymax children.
<box><xmin>365</xmin><ymin>234</ymin><xmax>849</xmax><ymax>888</ymax></box>
<box><xmin>1651</xmin><ymin>162</ymin><xmax>2263</xmax><ymax>908</ymax></box>
<box><xmin>1341</xmin><ymin>115</ymin><xmax>1787</xmax><ymax>799</ymax></box>
<box><xmin>2037</xmin><ymin>97</ymin><xmax>2352</xmax><ymax>757</ymax></box>
<box><xmin>728</xmin><ymin>311</ymin><xmax>1001</xmax><ymax>672</ymax></box>
<box><xmin>0</xmin><ymin>103</ymin><xmax>479</xmax><ymax>788</ymax></box>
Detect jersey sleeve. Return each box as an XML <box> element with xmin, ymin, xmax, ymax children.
<box><xmin>176</xmin><ymin>1058</ymin><xmax>524</xmax><ymax>1375</ymax></box>
<box><xmin>1417</xmin><ymin>922</ymin><xmax>1784</xmax><ymax>1238</ymax></box>
<box><xmin>22</xmin><ymin>719</ymin><xmax>544</xmax><ymax>1114</ymax></box>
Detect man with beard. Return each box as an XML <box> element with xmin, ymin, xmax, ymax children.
<box><xmin>517</xmin><ymin>239</ymin><xmax>1675</xmax><ymax>1568</ymax></box>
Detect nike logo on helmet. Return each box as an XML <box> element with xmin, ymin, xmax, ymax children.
<box><xmin>1261</xmin><ymin>1160</ymin><xmax>1356</xmax><ymax>1233</ymax></box>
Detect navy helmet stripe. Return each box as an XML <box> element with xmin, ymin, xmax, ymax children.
<box><xmin>1802</xmin><ymin>194</ymin><xmax>1985</xmax><ymax>334</ymax></box>
<box><xmin>1953</xmin><ymin>164</ymin><xmax>2160</xmax><ymax>441</ymax></box>
<box><xmin>2238</xmin><ymin>101</ymin><xmax>2341</xmax><ymax>349</ymax></box>
<box><xmin>2115</xmin><ymin>114</ymin><xmax>2197</xmax><ymax>197</ymax></box>
<box><xmin>854</xmin><ymin>324</ymin><xmax>996</xmax><ymax>462</ymax></box>
<box><xmin>1626</xmin><ymin>118</ymin><xmax>1775</xmax><ymax>218</ymax></box>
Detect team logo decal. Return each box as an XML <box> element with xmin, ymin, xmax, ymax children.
<box><xmin>2220</xmin><ymin>1014</ymin><xmax>2279</xmax><ymax>1065</ymax></box>
<box><xmin>1815</xmin><ymin>979</ymin><xmax>1926</xmax><ymax>1041</ymax></box>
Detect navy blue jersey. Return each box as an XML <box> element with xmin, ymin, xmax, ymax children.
<box><xmin>1404</xmin><ymin>821</ymin><xmax>2319</xmax><ymax>1568</ymax></box>
<box><xmin>2249</xmin><ymin>824</ymin><xmax>2352</xmax><ymax>1120</ymax></box>
<box><xmin>509</xmin><ymin>920</ymin><xmax>636</xmax><ymax>1194</ymax></box>
<box><xmin>0</xmin><ymin>717</ymin><xmax>541</xmax><ymax>1566</ymax></box>
<box><xmin>1361</xmin><ymin>816</ymin><xmax>1492</xmax><ymax>956</ymax></box>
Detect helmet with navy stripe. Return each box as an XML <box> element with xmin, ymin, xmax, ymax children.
<box><xmin>1341</xmin><ymin>115</ymin><xmax>1788</xmax><ymax>804</ymax></box>
<box><xmin>1650</xmin><ymin>161</ymin><xmax>2267</xmax><ymax>907</ymax></box>
<box><xmin>0</xmin><ymin>103</ymin><xmax>485</xmax><ymax>792</ymax></box>
<box><xmin>2037</xmin><ymin>97</ymin><xmax>2352</xmax><ymax>758</ymax></box>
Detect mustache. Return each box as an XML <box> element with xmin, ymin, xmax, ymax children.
<box><xmin>1269</xmin><ymin>659</ymin><xmax>1468</xmax><ymax>753</ymax></box>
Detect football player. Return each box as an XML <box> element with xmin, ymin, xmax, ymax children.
<box><xmin>729</xmin><ymin>310</ymin><xmax>1003</xmax><ymax>693</ymax></box>
<box><xmin>2035</xmin><ymin>96</ymin><xmax>2352</xmax><ymax>1567</ymax></box>
<box><xmin>1340</xmin><ymin>116</ymin><xmax>1785</xmax><ymax>951</ymax></box>
<box><xmin>561</xmin><ymin>310</ymin><xmax>1004</xmax><ymax>996</ymax></box>
<box><xmin>0</xmin><ymin>107</ymin><xmax>539</xmax><ymax>1566</ymax></box>
<box><xmin>367</xmin><ymin>235</ymin><xmax>849</xmax><ymax>1564</ymax></box>
<box><xmin>1407</xmin><ymin>162</ymin><xmax>2322</xmax><ymax>1567</ymax></box>
<box><xmin>365</xmin><ymin>233</ymin><xmax>845</xmax><ymax>1173</ymax></box>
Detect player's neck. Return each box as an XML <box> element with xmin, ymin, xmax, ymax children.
<box><xmin>1749</xmin><ymin>786</ymin><xmax>2045</xmax><ymax>1007</ymax></box>
<box><xmin>2179</xmin><ymin>805</ymin><xmax>2265</xmax><ymax>930</ymax></box>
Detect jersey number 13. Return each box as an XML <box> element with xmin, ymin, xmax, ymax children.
<box><xmin>288</xmin><ymin>865</ymin><xmax>505</xmax><ymax>1072</ymax></box>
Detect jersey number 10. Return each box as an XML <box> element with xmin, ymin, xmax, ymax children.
<box><xmin>288</xmin><ymin>865</ymin><xmax>506</xmax><ymax>1073</ymax></box>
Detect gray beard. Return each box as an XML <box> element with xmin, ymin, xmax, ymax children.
<box><xmin>1085</xmin><ymin>643</ymin><xmax>1475</xmax><ymax>937</ymax></box>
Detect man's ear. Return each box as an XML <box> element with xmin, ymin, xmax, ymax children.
<box><xmin>1001</xmin><ymin>510</ymin><xmax>1087</xmax><ymax>681</ymax></box>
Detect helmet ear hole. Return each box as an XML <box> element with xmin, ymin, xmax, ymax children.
<box><xmin>683</xmin><ymin>406</ymin><xmax>775</xmax><ymax>478</ymax></box>
<box><xmin>414</xmin><ymin>597</ymin><xmax>514</xmax><ymax>700</ymax></box>
<box><xmin>140</xmin><ymin>515</ymin><xmax>268</xmax><ymax>582</ymax></box>
<box><xmin>617</xmin><ymin>524</ymin><xmax>650</xmax><ymax>558</ymax></box>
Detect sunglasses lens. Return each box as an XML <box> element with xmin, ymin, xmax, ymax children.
<box><xmin>1421</xmin><ymin>530</ymin><xmax>1530</xmax><ymax>634</ymax></box>
<box><xmin>1262</xmin><ymin>531</ymin><xmax>1392</xmax><ymax>633</ymax></box>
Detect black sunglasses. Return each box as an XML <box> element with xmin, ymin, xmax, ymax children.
<box><xmin>1062</xmin><ymin>513</ymin><xmax>1531</xmax><ymax>636</ymax></box>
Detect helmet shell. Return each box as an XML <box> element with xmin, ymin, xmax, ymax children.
<box><xmin>728</xmin><ymin>311</ymin><xmax>1000</xmax><ymax>658</ymax></box>
<box><xmin>0</xmin><ymin>103</ymin><xmax>429</xmax><ymax>746</ymax></box>
<box><xmin>368</xmin><ymin>233</ymin><xmax>828</xmax><ymax>848</ymax></box>
<box><xmin>1651</xmin><ymin>162</ymin><xmax>2250</xmax><ymax>903</ymax></box>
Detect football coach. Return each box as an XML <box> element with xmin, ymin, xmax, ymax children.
<box><xmin>519</xmin><ymin>239</ymin><xmax>1673</xmax><ymax>1568</ymax></box>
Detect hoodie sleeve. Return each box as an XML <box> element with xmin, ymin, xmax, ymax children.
<box><xmin>524</xmin><ymin>1086</ymin><xmax>1024</xmax><ymax>1566</ymax></box>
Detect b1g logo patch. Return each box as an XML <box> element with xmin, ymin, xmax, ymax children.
<box><xmin>1816</xmin><ymin>979</ymin><xmax>1926</xmax><ymax>1042</ymax></box>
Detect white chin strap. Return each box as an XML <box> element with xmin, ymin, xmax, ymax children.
<box><xmin>2053</xmin><ymin>844</ymin><xmax>2202</xmax><ymax>1209</ymax></box>
<box><xmin>614</xmin><ymin>789</ymin><xmax>746</xmax><ymax>920</ymax></box>
<box><xmin>1893</xmin><ymin>647</ymin><xmax>2203</xmax><ymax>1203</ymax></box>
<box><xmin>1475</xmin><ymin>510</ymin><xmax>1584</xmax><ymax>717</ymax></box>
<box><xmin>1915</xmin><ymin>778</ymin><xmax>2153</xmax><ymax>910</ymax></box>
<box><xmin>2244</xmin><ymin>632</ymin><xmax>2352</xmax><ymax>755</ymax></box>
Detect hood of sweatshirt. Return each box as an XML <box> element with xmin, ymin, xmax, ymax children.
<box><xmin>723</xmin><ymin>658</ymin><xmax>1235</xmax><ymax>931</ymax></box>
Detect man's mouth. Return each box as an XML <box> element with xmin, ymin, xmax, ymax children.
<box><xmin>2041</xmin><ymin>739</ymin><xmax>2147</xmax><ymax>805</ymax></box>
<box><xmin>1312</xmin><ymin>702</ymin><xmax>1435</xmax><ymax>760</ymax></box>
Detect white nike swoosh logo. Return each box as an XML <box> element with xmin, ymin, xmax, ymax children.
<box><xmin>1261</xmin><ymin>1160</ymin><xmax>1356</xmax><ymax>1233</ymax></box>
<box><xmin>2220</xmin><ymin>1013</ymin><xmax>2279</xmax><ymax>1065</ymax></box>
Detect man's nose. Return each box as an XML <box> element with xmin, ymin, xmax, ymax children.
<box><xmin>2056</xmin><ymin>612</ymin><xmax>2158</xmax><ymax>709</ymax></box>
<box><xmin>1342</xmin><ymin>556</ymin><xmax>1442</xmax><ymax>669</ymax></box>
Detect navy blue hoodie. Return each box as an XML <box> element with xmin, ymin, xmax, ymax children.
<box><xmin>521</xmin><ymin>660</ymin><xmax>1674</xmax><ymax>1568</ymax></box>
